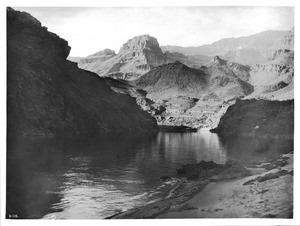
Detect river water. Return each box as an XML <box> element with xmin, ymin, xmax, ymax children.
<box><xmin>6</xmin><ymin>130</ymin><xmax>292</xmax><ymax>219</ymax></box>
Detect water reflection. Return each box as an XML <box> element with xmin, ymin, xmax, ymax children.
<box><xmin>6</xmin><ymin>131</ymin><xmax>292</xmax><ymax>219</ymax></box>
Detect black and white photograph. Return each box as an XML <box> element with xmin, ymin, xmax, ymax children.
<box><xmin>1</xmin><ymin>0</ymin><xmax>299</xmax><ymax>225</ymax></box>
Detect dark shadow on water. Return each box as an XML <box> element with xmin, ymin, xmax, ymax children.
<box><xmin>217</xmin><ymin>135</ymin><xmax>293</xmax><ymax>164</ymax></box>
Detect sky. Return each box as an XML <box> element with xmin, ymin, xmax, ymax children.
<box><xmin>14</xmin><ymin>6</ymin><xmax>294</xmax><ymax>57</ymax></box>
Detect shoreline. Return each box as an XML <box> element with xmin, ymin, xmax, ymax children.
<box><xmin>109</xmin><ymin>152</ymin><xmax>293</xmax><ymax>219</ymax></box>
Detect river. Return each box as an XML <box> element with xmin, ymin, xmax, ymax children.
<box><xmin>6</xmin><ymin>130</ymin><xmax>292</xmax><ymax>219</ymax></box>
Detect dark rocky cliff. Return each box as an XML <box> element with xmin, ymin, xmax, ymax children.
<box><xmin>7</xmin><ymin>8</ymin><xmax>158</xmax><ymax>136</ymax></box>
<box><xmin>211</xmin><ymin>99</ymin><xmax>294</xmax><ymax>138</ymax></box>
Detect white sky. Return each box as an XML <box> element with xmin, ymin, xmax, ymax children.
<box><xmin>14</xmin><ymin>7</ymin><xmax>294</xmax><ymax>57</ymax></box>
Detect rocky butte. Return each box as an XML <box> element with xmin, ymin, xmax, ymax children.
<box><xmin>78</xmin><ymin>35</ymin><xmax>170</xmax><ymax>80</ymax></box>
<box><xmin>7</xmin><ymin>8</ymin><xmax>158</xmax><ymax>136</ymax></box>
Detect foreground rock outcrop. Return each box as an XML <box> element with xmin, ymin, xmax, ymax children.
<box><xmin>7</xmin><ymin>8</ymin><xmax>158</xmax><ymax>136</ymax></box>
<box><xmin>211</xmin><ymin>99</ymin><xmax>294</xmax><ymax>138</ymax></box>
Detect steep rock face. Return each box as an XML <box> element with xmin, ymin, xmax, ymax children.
<box><xmin>78</xmin><ymin>35</ymin><xmax>170</xmax><ymax>80</ymax></box>
<box><xmin>211</xmin><ymin>99</ymin><xmax>294</xmax><ymax>138</ymax></box>
<box><xmin>118</xmin><ymin>35</ymin><xmax>165</xmax><ymax>66</ymax></box>
<box><xmin>7</xmin><ymin>8</ymin><xmax>158</xmax><ymax>136</ymax></box>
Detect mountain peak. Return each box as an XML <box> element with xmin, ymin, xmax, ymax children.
<box><xmin>119</xmin><ymin>34</ymin><xmax>162</xmax><ymax>55</ymax></box>
<box><xmin>87</xmin><ymin>48</ymin><xmax>116</xmax><ymax>57</ymax></box>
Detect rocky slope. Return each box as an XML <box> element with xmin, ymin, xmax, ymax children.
<box><xmin>7</xmin><ymin>8</ymin><xmax>158</xmax><ymax>136</ymax></box>
<box><xmin>128</xmin><ymin>58</ymin><xmax>253</xmax><ymax>128</ymax></box>
<box><xmin>211</xmin><ymin>99</ymin><xmax>294</xmax><ymax>138</ymax></box>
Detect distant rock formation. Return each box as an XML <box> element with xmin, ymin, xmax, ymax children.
<box><xmin>78</xmin><ymin>35</ymin><xmax>170</xmax><ymax>80</ymax></box>
<box><xmin>129</xmin><ymin>59</ymin><xmax>253</xmax><ymax>128</ymax></box>
<box><xmin>75</xmin><ymin>28</ymin><xmax>294</xmax><ymax>129</ymax></box>
<box><xmin>162</xmin><ymin>30</ymin><xmax>294</xmax><ymax>65</ymax></box>
<box><xmin>79</xmin><ymin>48</ymin><xmax>116</xmax><ymax>64</ymax></box>
<box><xmin>7</xmin><ymin>8</ymin><xmax>158</xmax><ymax>136</ymax></box>
<box><xmin>211</xmin><ymin>99</ymin><xmax>294</xmax><ymax>138</ymax></box>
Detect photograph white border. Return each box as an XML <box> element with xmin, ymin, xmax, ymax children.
<box><xmin>0</xmin><ymin>0</ymin><xmax>298</xmax><ymax>226</ymax></box>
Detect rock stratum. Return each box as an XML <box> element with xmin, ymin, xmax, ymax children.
<box><xmin>7</xmin><ymin>8</ymin><xmax>158</xmax><ymax>136</ymax></box>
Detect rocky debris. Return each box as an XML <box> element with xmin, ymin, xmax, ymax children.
<box><xmin>177</xmin><ymin>160</ymin><xmax>250</xmax><ymax>180</ymax></box>
<box><xmin>246</xmin><ymin>153</ymin><xmax>291</xmax><ymax>171</ymax></box>
<box><xmin>211</xmin><ymin>99</ymin><xmax>294</xmax><ymax>138</ymax></box>
<box><xmin>7</xmin><ymin>8</ymin><xmax>158</xmax><ymax>136</ymax></box>
<box><xmin>160</xmin><ymin>176</ymin><xmax>171</xmax><ymax>181</ymax></box>
<box><xmin>243</xmin><ymin>170</ymin><xmax>290</xmax><ymax>185</ymax></box>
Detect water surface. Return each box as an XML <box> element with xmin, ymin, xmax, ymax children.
<box><xmin>6</xmin><ymin>131</ymin><xmax>292</xmax><ymax>219</ymax></box>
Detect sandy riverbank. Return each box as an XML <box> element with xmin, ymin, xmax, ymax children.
<box><xmin>111</xmin><ymin>153</ymin><xmax>293</xmax><ymax>219</ymax></box>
